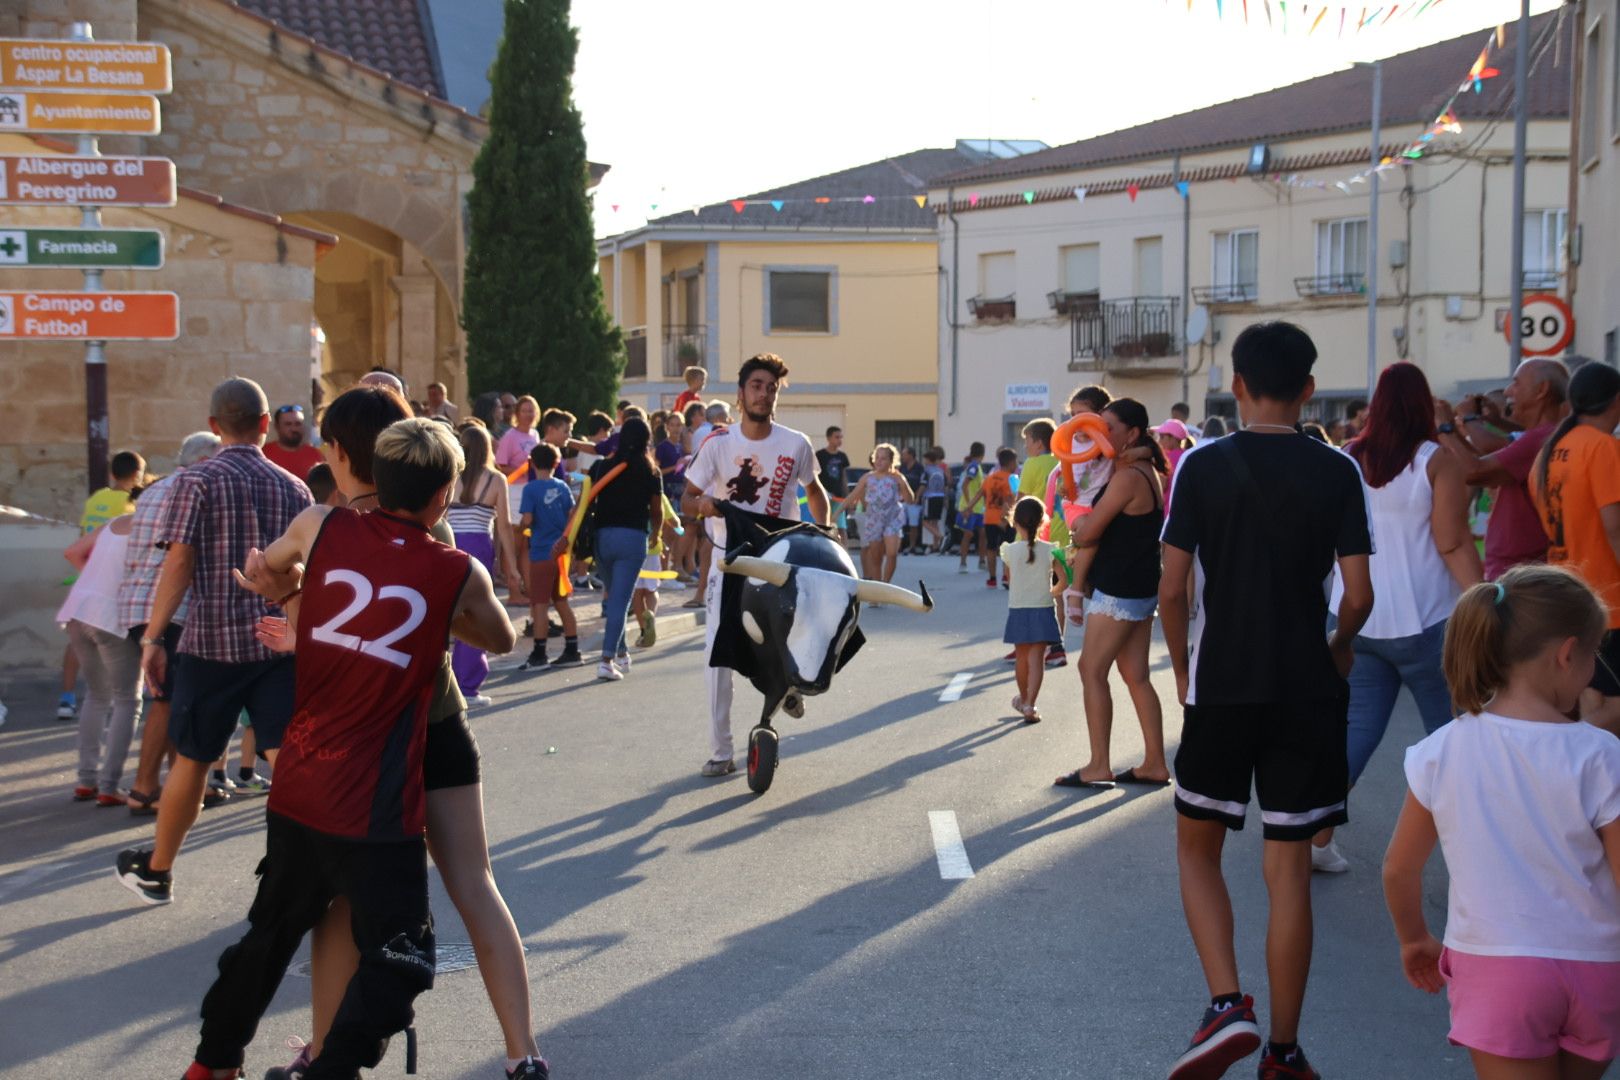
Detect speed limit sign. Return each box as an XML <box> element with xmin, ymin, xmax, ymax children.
<box><xmin>1506</xmin><ymin>293</ymin><xmax>1575</xmax><ymax>357</ymax></box>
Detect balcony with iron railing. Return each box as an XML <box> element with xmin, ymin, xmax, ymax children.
<box><xmin>1191</xmin><ymin>282</ymin><xmax>1258</xmax><ymax>305</ymax></box>
<box><xmin>1069</xmin><ymin>296</ymin><xmax>1180</xmax><ymax>373</ymax></box>
<box><xmin>1294</xmin><ymin>272</ymin><xmax>1367</xmax><ymax>299</ymax></box>
<box><xmin>663</xmin><ymin>326</ymin><xmax>706</xmax><ymax>378</ymax></box>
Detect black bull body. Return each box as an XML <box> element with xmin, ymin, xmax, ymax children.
<box><xmin>709</xmin><ymin>503</ymin><xmax>933</xmax><ymax>725</ymax></box>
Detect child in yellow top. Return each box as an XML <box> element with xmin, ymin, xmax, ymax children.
<box><xmin>634</xmin><ymin>494</ymin><xmax>680</xmax><ymax>647</ymax></box>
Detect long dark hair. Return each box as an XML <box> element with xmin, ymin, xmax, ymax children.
<box><xmin>611</xmin><ymin>415</ymin><xmax>658</xmax><ymax>478</ymax></box>
<box><xmin>1012</xmin><ymin>496</ymin><xmax>1045</xmax><ymax>562</ymax></box>
<box><xmin>1536</xmin><ymin>362</ymin><xmax>1620</xmax><ymax>496</ymax></box>
<box><xmin>1344</xmin><ymin>362</ymin><xmax>1435</xmax><ymax>488</ymax></box>
<box><xmin>1104</xmin><ymin>398</ymin><xmax>1169</xmax><ymax>476</ymax></box>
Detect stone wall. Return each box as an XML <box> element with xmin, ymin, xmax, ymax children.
<box><xmin>139</xmin><ymin>0</ymin><xmax>482</xmax><ymax>400</ymax></box>
<box><xmin>0</xmin><ymin>162</ymin><xmax>321</xmax><ymax>520</ymax></box>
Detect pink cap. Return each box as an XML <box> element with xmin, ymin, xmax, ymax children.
<box><xmin>1152</xmin><ymin>419</ymin><xmax>1190</xmax><ymax>440</ymax></box>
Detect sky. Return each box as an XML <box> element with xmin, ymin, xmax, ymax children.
<box><xmin>572</xmin><ymin>0</ymin><xmax>1563</xmax><ymax>239</ymax></box>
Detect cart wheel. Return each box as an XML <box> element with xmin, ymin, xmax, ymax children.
<box><xmin>746</xmin><ymin>725</ymin><xmax>779</xmax><ymax>793</ymax></box>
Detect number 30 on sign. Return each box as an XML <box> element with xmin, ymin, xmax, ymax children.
<box><xmin>1506</xmin><ymin>293</ymin><xmax>1576</xmax><ymax>358</ymax></box>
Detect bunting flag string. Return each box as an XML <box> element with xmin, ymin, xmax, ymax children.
<box><xmin>1170</xmin><ymin>0</ymin><xmax>1449</xmax><ymax>33</ymax></box>
<box><xmin>1270</xmin><ymin>29</ymin><xmax>1498</xmax><ymax>194</ymax></box>
<box><xmin>600</xmin><ymin>191</ymin><xmax>945</xmax><ymax>217</ymax></box>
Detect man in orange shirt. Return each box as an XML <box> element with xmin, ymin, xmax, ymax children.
<box><xmin>1530</xmin><ymin>362</ymin><xmax>1620</xmax><ymax>732</ymax></box>
<box><xmin>970</xmin><ymin>447</ymin><xmax>1018</xmax><ymax>590</ymax></box>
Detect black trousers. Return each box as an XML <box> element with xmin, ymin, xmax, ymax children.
<box><xmin>195</xmin><ymin>812</ymin><xmax>434</xmax><ymax>1078</ymax></box>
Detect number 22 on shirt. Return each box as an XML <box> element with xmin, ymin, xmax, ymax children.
<box><xmin>308</xmin><ymin>568</ymin><xmax>427</xmax><ymax>669</ymax></box>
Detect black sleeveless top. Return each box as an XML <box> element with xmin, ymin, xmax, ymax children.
<box><xmin>1088</xmin><ymin>465</ymin><xmax>1165</xmax><ymax>600</ymax></box>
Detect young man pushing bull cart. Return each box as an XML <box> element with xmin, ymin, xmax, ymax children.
<box><xmin>682</xmin><ymin>355</ymin><xmax>932</xmax><ymax>792</ymax></box>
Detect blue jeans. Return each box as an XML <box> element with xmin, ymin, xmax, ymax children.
<box><xmin>595</xmin><ymin>526</ymin><xmax>647</xmax><ymax>660</ymax></box>
<box><xmin>1345</xmin><ymin>619</ymin><xmax>1454</xmax><ymax>785</ymax></box>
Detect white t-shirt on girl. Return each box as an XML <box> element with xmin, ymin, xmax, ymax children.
<box><xmin>1000</xmin><ymin>538</ymin><xmax>1057</xmax><ymax>610</ymax></box>
<box><xmin>1405</xmin><ymin>712</ymin><xmax>1620</xmax><ymax>961</ymax></box>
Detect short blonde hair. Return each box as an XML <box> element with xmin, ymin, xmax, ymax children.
<box><xmin>871</xmin><ymin>442</ymin><xmax>898</xmax><ymax>467</ymax></box>
<box><xmin>373</xmin><ymin>418</ymin><xmax>465</xmax><ymax>512</ymax></box>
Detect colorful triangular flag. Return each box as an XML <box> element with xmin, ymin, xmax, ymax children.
<box><xmin>1073</xmin><ymin>186</ymin><xmax>1087</xmax><ymax>203</ymax></box>
<box><xmin>771</xmin><ymin>200</ymin><xmax>784</xmax><ymax>212</ymax></box>
<box><xmin>969</xmin><ymin>193</ymin><xmax>980</xmax><ymax>207</ymax></box>
<box><xmin>862</xmin><ymin>195</ymin><xmax>876</xmax><ymax>204</ymax></box>
<box><xmin>1176</xmin><ymin>181</ymin><xmax>1190</xmax><ymax>198</ymax></box>
<box><xmin>913</xmin><ymin>195</ymin><xmax>927</xmax><ymax>208</ymax></box>
<box><xmin>730</xmin><ymin>200</ymin><xmax>746</xmax><ymax>214</ymax></box>
<box><xmin>1022</xmin><ymin>191</ymin><xmax>1035</xmax><ymax>204</ymax></box>
<box><xmin>1127</xmin><ymin>183</ymin><xmax>1141</xmax><ymax>201</ymax></box>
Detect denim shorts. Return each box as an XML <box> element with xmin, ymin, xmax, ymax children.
<box><xmin>1087</xmin><ymin>589</ymin><xmax>1157</xmax><ymax>622</ymax></box>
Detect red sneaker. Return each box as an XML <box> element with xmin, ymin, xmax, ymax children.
<box><xmin>1168</xmin><ymin>995</ymin><xmax>1261</xmax><ymax>1080</ymax></box>
<box><xmin>1044</xmin><ymin>648</ymin><xmax>1068</xmax><ymax>668</ymax></box>
<box><xmin>96</xmin><ymin>792</ymin><xmax>126</xmax><ymax>808</ymax></box>
<box><xmin>73</xmin><ymin>785</ymin><xmax>95</xmax><ymax>801</ymax></box>
<box><xmin>1003</xmin><ymin>649</ymin><xmax>1017</xmax><ymax>662</ymax></box>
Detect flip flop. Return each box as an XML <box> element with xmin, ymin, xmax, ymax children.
<box><xmin>1053</xmin><ymin>770</ymin><xmax>1115</xmax><ymax>789</ymax></box>
<box><xmin>1112</xmin><ymin>768</ymin><xmax>1171</xmax><ymax>787</ymax></box>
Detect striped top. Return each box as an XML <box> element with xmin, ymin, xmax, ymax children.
<box><xmin>446</xmin><ymin>472</ymin><xmax>499</xmax><ymax>537</ymax></box>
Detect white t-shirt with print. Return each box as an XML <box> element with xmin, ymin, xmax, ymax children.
<box><xmin>1405</xmin><ymin>712</ymin><xmax>1620</xmax><ymax>961</ymax></box>
<box><xmin>685</xmin><ymin>422</ymin><xmax>817</xmax><ymax>550</ymax></box>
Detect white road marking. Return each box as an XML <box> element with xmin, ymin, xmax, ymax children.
<box><xmin>0</xmin><ymin>861</ymin><xmax>72</xmax><ymax>904</ymax></box>
<box><xmin>928</xmin><ymin>811</ymin><xmax>975</xmax><ymax>880</ymax></box>
<box><xmin>939</xmin><ymin>672</ymin><xmax>972</xmax><ymax>702</ymax></box>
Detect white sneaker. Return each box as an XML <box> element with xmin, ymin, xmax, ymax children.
<box><xmin>596</xmin><ymin>660</ymin><xmax>623</xmax><ymax>681</ymax></box>
<box><xmin>468</xmin><ymin>694</ymin><xmax>494</xmax><ymax>709</ymax></box>
<box><xmin>614</xmin><ymin>652</ymin><xmax>632</xmax><ymax>672</ymax></box>
<box><xmin>1311</xmin><ymin>839</ymin><xmax>1349</xmax><ymax>873</ymax></box>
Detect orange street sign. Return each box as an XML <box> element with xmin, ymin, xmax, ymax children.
<box><xmin>0</xmin><ymin>155</ymin><xmax>175</xmax><ymax>206</ymax></box>
<box><xmin>0</xmin><ymin>90</ymin><xmax>160</xmax><ymax>134</ymax></box>
<box><xmin>0</xmin><ymin>39</ymin><xmax>172</xmax><ymax>95</ymax></box>
<box><xmin>0</xmin><ymin>291</ymin><xmax>178</xmax><ymax>340</ymax></box>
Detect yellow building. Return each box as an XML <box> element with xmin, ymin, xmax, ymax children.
<box><xmin>597</xmin><ymin>147</ymin><xmax>1028</xmax><ymax>462</ymax></box>
<box><xmin>930</xmin><ymin>14</ymin><xmax>1573</xmax><ymax>450</ymax></box>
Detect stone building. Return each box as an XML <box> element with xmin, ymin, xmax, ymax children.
<box><xmin>0</xmin><ymin>0</ymin><xmax>488</xmax><ymax>518</ymax></box>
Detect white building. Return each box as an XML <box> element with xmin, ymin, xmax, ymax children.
<box><xmin>930</xmin><ymin>13</ymin><xmax>1573</xmax><ymax>451</ymax></box>
<box><xmin>1572</xmin><ymin>0</ymin><xmax>1620</xmax><ymax>365</ymax></box>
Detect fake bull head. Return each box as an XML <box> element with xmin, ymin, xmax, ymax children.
<box><xmin>719</xmin><ymin>530</ymin><xmax>932</xmax><ymax>724</ymax></box>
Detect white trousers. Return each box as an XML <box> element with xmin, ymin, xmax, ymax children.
<box><xmin>703</xmin><ymin>563</ymin><xmax>735</xmax><ymax>761</ymax></box>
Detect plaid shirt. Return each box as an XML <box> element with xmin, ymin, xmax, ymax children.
<box><xmin>117</xmin><ymin>472</ymin><xmax>186</xmax><ymax>632</ymax></box>
<box><xmin>157</xmin><ymin>444</ymin><xmax>312</xmax><ymax>663</ymax></box>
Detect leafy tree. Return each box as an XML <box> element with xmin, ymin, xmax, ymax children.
<box><xmin>463</xmin><ymin>0</ymin><xmax>621</xmax><ymax>414</ymax></box>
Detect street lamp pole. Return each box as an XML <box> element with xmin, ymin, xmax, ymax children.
<box><xmin>1509</xmin><ymin>0</ymin><xmax>1531</xmax><ymax>374</ymax></box>
<box><xmin>1367</xmin><ymin>59</ymin><xmax>1383</xmax><ymax>397</ymax></box>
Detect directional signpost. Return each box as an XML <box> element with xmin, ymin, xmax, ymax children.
<box><xmin>0</xmin><ymin>90</ymin><xmax>161</xmax><ymax>135</ymax></box>
<box><xmin>0</xmin><ymin>228</ymin><xmax>163</xmax><ymax>269</ymax></box>
<box><xmin>0</xmin><ymin>155</ymin><xmax>176</xmax><ymax>206</ymax></box>
<box><xmin>0</xmin><ymin>291</ymin><xmax>178</xmax><ymax>340</ymax></box>
<box><xmin>0</xmin><ymin>24</ymin><xmax>175</xmax><ymax>491</ymax></box>
<box><xmin>0</xmin><ymin>38</ymin><xmax>172</xmax><ymax>94</ymax></box>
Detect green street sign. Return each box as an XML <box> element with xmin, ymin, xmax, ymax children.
<box><xmin>0</xmin><ymin>227</ymin><xmax>162</xmax><ymax>269</ymax></box>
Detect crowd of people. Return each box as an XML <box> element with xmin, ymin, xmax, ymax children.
<box><xmin>30</xmin><ymin>327</ymin><xmax>1620</xmax><ymax>1080</ymax></box>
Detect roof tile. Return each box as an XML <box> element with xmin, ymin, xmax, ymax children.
<box><xmin>232</xmin><ymin>0</ymin><xmax>447</xmax><ymax>99</ymax></box>
<box><xmin>943</xmin><ymin>11</ymin><xmax>1572</xmax><ymax>187</ymax></box>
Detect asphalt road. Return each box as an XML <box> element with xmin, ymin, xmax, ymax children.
<box><xmin>0</xmin><ymin>552</ymin><xmax>1468</xmax><ymax>1079</ymax></box>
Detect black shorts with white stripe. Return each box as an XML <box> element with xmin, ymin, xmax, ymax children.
<box><xmin>1171</xmin><ymin>695</ymin><xmax>1350</xmax><ymax>842</ymax></box>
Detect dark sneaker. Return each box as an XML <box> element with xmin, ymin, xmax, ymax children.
<box><xmin>202</xmin><ymin>786</ymin><xmax>229</xmax><ymax>809</ymax></box>
<box><xmin>507</xmin><ymin>1057</ymin><xmax>550</xmax><ymax>1080</ymax></box>
<box><xmin>262</xmin><ymin>1036</ymin><xmax>311</xmax><ymax>1080</ymax></box>
<box><xmin>548</xmin><ymin>618</ymin><xmax>564</xmax><ymax>638</ymax></box>
<box><xmin>1257</xmin><ymin>1044</ymin><xmax>1320</xmax><ymax>1080</ymax></box>
<box><xmin>549</xmin><ymin>649</ymin><xmax>584</xmax><ymax>669</ymax></box>
<box><xmin>519</xmin><ymin>649</ymin><xmax>550</xmax><ymax>672</ymax></box>
<box><xmin>1168</xmin><ymin>995</ymin><xmax>1261</xmax><ymax>1080</ymax></box>
<box><xmin>115</xmin><ymin>847</ymin><xmax>173</xmax><ymax>905</ymax></box>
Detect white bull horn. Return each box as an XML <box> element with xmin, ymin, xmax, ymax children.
<box><xmin>717</xmin><ymin>555</ymin><xmax>791</xmax><ymax>587</ymax></box>
<box><xmin>853</xmin><ymin>578</ymin><xmax>934</xmax><ymax>613</ymax></box>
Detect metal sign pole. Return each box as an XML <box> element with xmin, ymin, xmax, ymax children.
<box><xmin>71</xmin><ymin>20</ymin><xmax>109</xmax><ymax>494</ymax></box>
<box><xmin>1509</xmin><ymin>0</ymin><xmax>1531</xmax><ymax>374</ymax></box>
<box><xmin>1367</xmin><ymin>60</ymin><xmax>1383</xmax><ymax>397</ymax></box>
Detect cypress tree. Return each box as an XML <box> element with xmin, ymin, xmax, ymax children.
<box><xmin>463</xmin><ymin>0</ymin><xmax>621</xmax><ymax>414</ymax></box>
